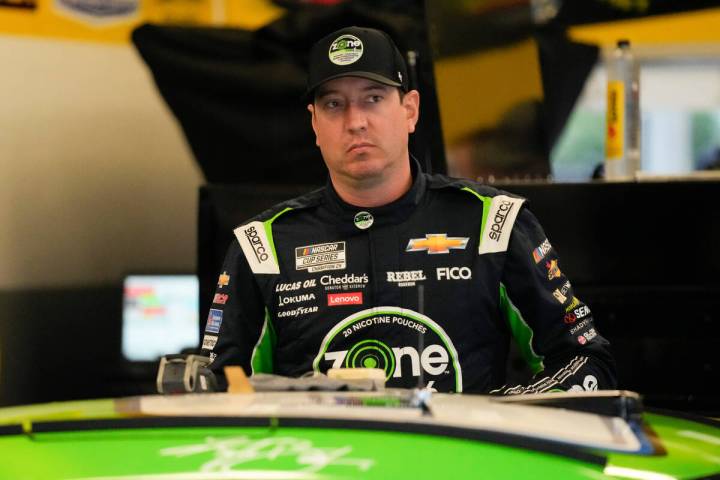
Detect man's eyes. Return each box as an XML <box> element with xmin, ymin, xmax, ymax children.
<box><xmin>321</xmin><ymin>94</ymin><xmax>383</xmax><ymax>109</ymax></box>
<box><xmin>323</xmin><ymin>99</ymin><xmax>342</xmax><ymax>109</ymax></box>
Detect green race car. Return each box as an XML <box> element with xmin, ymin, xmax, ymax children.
<box><xmin>0</xmin><ymin>390</ymin><xmax>718</xmax><ymax>479</ymax></box>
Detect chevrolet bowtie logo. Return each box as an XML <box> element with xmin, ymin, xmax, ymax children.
<box><xmin>406</xmin><ymin>234</ymin><xmax>469</xmax><ymax>254</ymax></box>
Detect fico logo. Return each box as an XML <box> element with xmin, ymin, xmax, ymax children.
<box><xmin>436</xmin><ymin>267</ymin><xmax>472</xmax><ymax>280</ymax></box>
<box><xmin>328</xmin><ymin>292</ymin><xmax>363</xmax><ymax>306</ymax></box>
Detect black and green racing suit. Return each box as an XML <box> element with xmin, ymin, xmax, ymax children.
<box><xmin>202</xmin><ymin>163</ymin><xmax>616</xmax><ymax>394</ymax></box>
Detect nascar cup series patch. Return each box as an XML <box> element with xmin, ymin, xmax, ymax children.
<box><xmin>329</xmin><ymin>34</ymin><xmax>363</xmax><ymax>65</ymax></box>
<box><xmin>312</xmin><ymin>307</ymin><xmax>463</xmax><ymax>392</ymax></box>
<box><xmin>295</xmin><ymin>242</ymin><xmax>346</xmax><ymax>273</ymax></box>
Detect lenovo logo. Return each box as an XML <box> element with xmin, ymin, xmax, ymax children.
<box><xmin>328</xmin><ymin>292</ymin><xmax>363</xmax><ymax>306</ymax></box>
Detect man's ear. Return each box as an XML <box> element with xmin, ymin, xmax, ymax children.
<box><xmin>308</xmin><ymin>103</ymin><xmax>319</xmax><ymax>146</ymax></box>
<box><xmin>403</xmin><ymin>90</ymin><xmax>420</xmax><ymax>134</ymax></box>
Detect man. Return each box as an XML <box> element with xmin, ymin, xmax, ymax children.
<box><xmin>203</xmin><ymin>26</ymin><xmax>616</xmax><ymax>394</ymax></box>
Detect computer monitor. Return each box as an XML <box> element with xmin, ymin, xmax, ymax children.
<box><xmin>121</xmin><ymin>274</ymin><xmax>200</xmax><ymax>362</ymax></box>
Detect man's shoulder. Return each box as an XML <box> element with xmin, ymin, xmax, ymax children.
<box><xmin>425</xmin><ymin>173</ymin><xmax>525</xmax><ymax>202</ymax></box>
<box><xmin>237</xmin><ymin>186</ymin><xmax>325</xmax><ymax>228</ymax></box>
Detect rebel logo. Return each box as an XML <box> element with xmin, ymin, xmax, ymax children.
<box><xmin>328</xmin><ymin>292</ymin><xmax>363</xmax><ymax>306</ymax></box>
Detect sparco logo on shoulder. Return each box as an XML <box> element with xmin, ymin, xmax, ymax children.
<box><xmin>244</xmin><ymin>226</ymin><xmax>269</xmax><ymax>262</ymax></box>
<box><xmin>489</xmin><ymin>200</ymin><xmax>514</xmax><ymax>241</ymax></box>
<box><xmin>312</xmin><ymin>307</ymin><xmax>463</xmax><ymax>392</ymax></box>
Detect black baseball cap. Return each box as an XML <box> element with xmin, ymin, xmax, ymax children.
<box><xmin>305</xmin><ymin>26</ymin><xmax>409</xmax><ymax>102</ymax></box>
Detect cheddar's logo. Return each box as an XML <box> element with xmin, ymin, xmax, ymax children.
<box><xmin>406</xmin><ymin>234</ymin><xmax>469</xmax><ymax>254</ymax></box>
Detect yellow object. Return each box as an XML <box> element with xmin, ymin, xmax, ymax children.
<box><xmin>569</xmin><ymin>7</ymin><xmax>720</xmax><ymax>46</ymax></box>
<box><xmin>0</xmin><ymin>0</ymin><xmax>286</xmax><ymax>44</ymax></box>
<box><xmin>605</xmin><ymin>80</ymin><xmax>625</xmax><ymax>159</ymax></box>
<box><xmin>224</xmin><ymin>366</ymin><xmax>255</xmax><ymax>393</ymax></box>
<box><xmin>433</xmin><ymin>39</ymin><xmax>543</xmax><ymax>146</ymax></box>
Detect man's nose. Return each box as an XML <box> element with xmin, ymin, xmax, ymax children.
<box><xmin>345</xmin><ymin>103</ymin><xmax>367</xmax><ymax>133</ymax></box>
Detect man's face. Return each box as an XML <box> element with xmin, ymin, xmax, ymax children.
<box><xmin>308</xmin><ymin>76</ymin><xmax>419</xmax><ymax>187</ymax></box>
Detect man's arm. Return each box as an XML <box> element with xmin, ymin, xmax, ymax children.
<box><xmin>495</xmin><ymin>207</ymin><xmax>617</xmax><ymax>394</ymax></box>
<box><xmin>201</xmin><ymin>239</ymin><xmax>270</xmax><ymax>382</ymax></box>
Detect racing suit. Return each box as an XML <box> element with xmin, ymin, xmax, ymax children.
<box><xmin>203</xmin><ymin>162</ymin><xmax>617</xmax><ymax>394</ymax></box>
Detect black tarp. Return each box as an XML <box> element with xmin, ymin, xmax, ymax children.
<box><xmin>131</xmin><ymin>1</ymin><xmax>446</xmax><ymax>183</ymax></box>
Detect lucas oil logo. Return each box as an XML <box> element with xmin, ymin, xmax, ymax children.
<box><xmin>312</xmin><ymin>307</ymin><xmax>463</xmax><ymax>392</ymax></box>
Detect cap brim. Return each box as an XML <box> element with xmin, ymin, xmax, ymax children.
<box><xmin>303</xmin><ymin>71</ymin><xmax>403</xmax><ymax>103</ymax></box>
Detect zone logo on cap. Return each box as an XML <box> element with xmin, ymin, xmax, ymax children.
<box><xmin>329</xmin><ymin>34</ymin><xmax>363</xmax><ymax>65</ymax></box>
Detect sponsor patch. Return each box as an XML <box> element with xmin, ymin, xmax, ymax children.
<box><xmin>576</xmin><ymin>328</ymin><xmax>597</xmax><ymax>345</ymax></box>
<box><xmin>386</xmin><ymin>270</ymin><xmax>426</xmax><ymax>287</ymax></box>
<box><xmin>570</xmin><ymin>319</ymin><xmax>591</xmax><ymax>335</ymax></box>
<box><xmin>329</xmin><ymin>34</ymin><xmax>363</xmax><ymax>66</ymax></box>
<box><xmin>278</xmin><ymin>293</ymin><xmax>316</xmax><ymax>307</ymax></box>
<box><xmin>532</xmin><ymin>238</ymin><xmax>552</xmax><ymax>263</ymax></box>
<box><xmin>275</xmin><ymin>279</ymin><xmax>317</xmax><ymax>292</ymax></box>
<box><xmin>564</xmin><ymin>297</ymin><xmax>580</xmax><ymax>312</ymax></box>
<box><xmin>213</xmin><ymin>293</ymin><xmax>229</xmax><ymax>305</ymax></box>
<box><xmin>295</xmin><ymin>242</ymin><xmax>346</xmax><ymax>273</ymax></box>
<box><xmin>478</xmin><ymin>195</ymin><xmax>525</xmax><ymax>255</ymax></box>
<box><xmin>328</xmin><ymin>292</ymin><xmax>363</xmax><ymax>306</ymax></box>
<box><xmin>205</xmin><ymin>309</ymin><xmax>223</xmax><ymax>334</ymax></box>
<box><xmin>573</xmin><ymin>305</ymin><xmax>591</xmax><ymax>320</ymax></box>
<box><xmin>217</xmin><ymin>272</ymin><xmax>230</xmax><ymax>288</ymax></box>
<box><xmin>321</xmin><ymin>273</ymin><xmax>368</xmax><ymax>291</ymax></box>
<box><xmin>552</xmin><ymin>289</ymin><xmax>567</xmax><ymax>304</ymax></box>
<box><xmin>569</xmin><ymin>374</ymin><xmax>599</xmax><ymax>392</ymax></box>
<box><xmin>276</xmin><ymin>305</ymin><xmax>319</xmax><ymax>318</ymax></box>
<box><xmin>436</xmin><ymin>267</ymin><xmax>472</xmax><ymax>280</ymax></box>
<box><xmin>546</xmin><ymin>259</ymin><xmax>562</xmax><ymax>280</ymax></box>
<box><xmin>235</xmin><ymin>221</ymin><xmax>280</xmax><ymax>275</ymax></box>
<box><xmin>406</xmin><ymin>234</ymin><xmax>468</xmax><ymax>254</ymax></box>
<box><xmin>353</xmin><ymin>211</ymin><xmax>374</xmax><ymax>230</ymax></box>
<box><xmin>202</xmin><ymin>335</ymin><xmax>218</xmax><ymax>350</ymax></box>
<box><xmin>312</xmin><ymin>307</ymin><xmax>463</xmax><ymax>392</ymax></box>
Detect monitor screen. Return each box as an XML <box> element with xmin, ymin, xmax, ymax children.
<box><xmin>122</xmin><ymin>274</ymin><xmax>199</xmax><ymax>362</ymax></box>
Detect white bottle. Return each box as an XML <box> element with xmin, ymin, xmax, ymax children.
<box><xmin>605</xmin><ymin>39</ymin><xmax>641</xmax><ymax>180</ymax></box>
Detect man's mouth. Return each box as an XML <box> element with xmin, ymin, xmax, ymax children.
<box><xmin>347</xmin><ymin>142</ymin><xmax>375</xmax><ymax>153</ymax></box>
